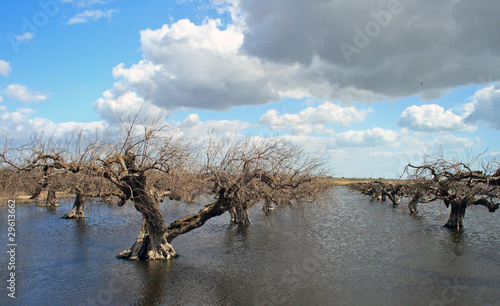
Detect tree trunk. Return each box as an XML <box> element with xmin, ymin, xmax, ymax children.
<box><xmin>443</xmin><ymin>197</ymin><xmax>467</xmax><ymax>229</ymax></box>
<box><xmin>408</xmin><ymin>191</ymin><xmax>422</xmax><ymax>214</ymax></box>
<box><xmin>38</xmin><ymin>189</ymin><xmax>61</xmax><ymax>207</ymax></box>
<box><xmin>166</xmin><ymin>198</ymin><xmax>228</xmax><ymax>243</ymax></box>
<box><xmin>117</xmin><ymin>216</ymin><xmax>176</xmax><ymax>260</ymax></box>
<box><xmin>62</xmin><ymin>189</ymin><xmax>86</xmax><ymax>219</ymax></box>
<box><xmin>229</xmin><ymin>202</ymin><xmax>251</xmax><ymax>225</ymax></box>
<box><xmin>385</xmin><ymin>186</ymin><xmax>402</xmax><ymax>206</ymax></box>
<box><xmin>116</xmin><ymin>175</ymin><xmax>176</xmax><ymax>260</ymax></box>
<box><xmin>263</xmin><ymin>198</ymin><xmax>275</xmax><ymax>213</ymax></box>
<box><xmin>387</xmin><ymin>192</ymin><xmax>401</xmax><ymax>206</ymax></box>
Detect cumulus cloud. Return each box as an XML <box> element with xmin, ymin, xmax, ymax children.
<box><xmin>289</xmin><ymin>124</ymin><xmax>335</xmax><ymax>136</ymax></box>
<box><xmin>332</xmin><ymin>127</ymin><xmax>400</xmax><ymax>148</ymax></box>
<box><xmin>398</xmin><ymin>104</ymin><xmax>476</xmax><ymax>132</ymax></box>
<box><xmin>0</xmin><ymin>106</ymin><xmax>105</xmax><ymax>138</ymax></box>
<box><xmin>259</xmin><ymin>102</ymin><xmax>372</xmax><ymax>133</ymax></box>
<box><xmin>109</xmin><ymin>18</ymin><xmax>280</xmax><ymax>110</ymax></box>
<box><xmin>177</xmin><ymin>113</ymin><xmax>254</xmax><ymax>140</ymax></box>
<box><xmin>93</xmin><ymin>82</ymin><xmax>167</xmax><ymax>124</ymax></box>
<box><xmin>67</xmin><ymin>9</ymin><xmax>117</xmax><ymax>25</ymax></box>
<box><xmin>427</xmin><ymin>134</ymin><xmax>475</xmax><ymax>150</ymax></box>
<box><xmin>4</xmin><ymin>84</ymin><xmax>48</xmax><ymax>103</ymax></box>
<box><xmin>0</xmin><ymin>60</ymin><xmax>11</xmax><ymax>77</ymax></box>
<box><xmin>239</xmin><ymin>0</ymin><xmax>500</xmax><ymax>100</ymax></box>
<box><xmin>464</xmin><ymin>85</ymin><xmax>500</xmax><ymax>129</ymax></box>
<box><xmin>14</xmin><ymin>32</ymin><xmax>34</xmax><ymax>41</ymax></box>
<box><xmin>104</xmin><ymin>0</ymin><xmax>500</xmax><ymax>111</ymax></box>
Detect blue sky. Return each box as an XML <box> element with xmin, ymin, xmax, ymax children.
<box><xmin>1</xmin><ymin>0</ymin><xmax>499</xmax><ymax>178</ymax></box>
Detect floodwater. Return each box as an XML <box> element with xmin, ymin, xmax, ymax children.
<box><xmin>0</xmin><ymin>186</ymin><xmax>498</xmax><ymax>305</ymax></box>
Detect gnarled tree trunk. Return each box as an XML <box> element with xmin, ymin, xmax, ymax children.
<box><xmin>166</xmin><ymin>197</ymin><xmax>229</xmax><ymax>242</ymax></box>
<box><xmin>443</xmin><ymin>197</ymin><xmax>467</xmax><ymax>229</ymax></box>
<box><xmin>408</xmin><ymin>191</ymin><xmax>422</xmax><ymax>214</ymax></box>
<box><xmin>229</xmin><ymin>202</ymin><xmax>252</xmax><ymax>225</ymax></box>
<box><xmin>263</xmin><ymin>198</ymin><xmax>275</xmax><ymax>213</ymax></box>
<box><xmin>38</xmin><ymin>189</ymin><xmax>61</xmax><ymax>207</ymax></box>
<box><xmin>116</xmin><ymin>174</ymin><xmax>176</xmax><ymax>260</ymax></box>
<box><xmin>62</xmin><ymin>189</ymin><xmax>86</xmax><ymax>219</ymax></box>
<box><xmin>117</xmin><ymin>216</ymin><xmax>176</xmax><ymax>260</ymax></box>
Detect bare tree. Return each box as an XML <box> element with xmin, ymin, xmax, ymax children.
<box><xmin>403</xmin><ymin>156</ymin><xmax>499</xmax><ymax>229</ymax></box>
<box><xmin>349</xmin><ymin>152</ymin><xmax>499</xmax><ymax>229</ymax></box>
<box><xmin>165</xmin><ymin>133</ymin><xmax>330</xmax><ymax>245</ymax></box>
<box><xmin>0</xmin><ymin>134</ymin><xmax>73</xmax><ymax>207</ymax></box>
<box><xmin>348</xmin><ymin>181</ymin><xmax>405</xmax><ymax>206</ymax></box>
<box><xmin>87</xmin><ymin>117</ymin><xmax>192</xmax><ymax>260</ymax></box>
<box><xmin>204</xmin><ymin>133</ymin><xmax>330</xmax><ymax>224</ymax></box>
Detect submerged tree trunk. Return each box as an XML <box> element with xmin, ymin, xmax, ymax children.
<box><xmin>117</xmin><ymin>174</ymin><xmax>176</xmax><ymax>260</ymax></box>
<box><xmin>443</xmin><ymin>197</ymin><xmax>467</xmax><ymax>229</ymax></box>
<box><xmin>229</xmin><ymin>202</ymin><xmax>252</xmax><ymax>225</ymax></box>
<box><xmin>38</xmin><ymin>189</ymin><xmax>61</xmax><ymax>207</ymax></box>
<box><xmin>408</xmin><ymin>191</ymin><xmax>422</xmax><ymax>214</ymax></box>
<box><xmin>263</xmin><ymin>198</ymin><xmax>275</xmax><ymax>213</ymax></box>
<box><xmin>384</xmin><ymin>186</ymin><xmax>402</xmax><ymax>206</ymax></box>
<box><xmin>62</xmin><ymin>189</ymin><xmax>86</xmax><ymax>219</ymax></box>
<box><xmin>117</xmin><ymin>216</ymin><xmax>176</xmax><ymax>260</ymax></box>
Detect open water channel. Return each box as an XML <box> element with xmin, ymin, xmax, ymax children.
<box><xmin>0</xmin><ymin>186</ymin><xmax>498</xmax><ymax>305</ymax></box>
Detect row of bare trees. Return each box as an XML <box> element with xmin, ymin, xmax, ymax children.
<box><xmin>348</xmin><ymin>154</ymin><xmax>499</xmax><ymax>229</ymax></box>
<box><xmin>1</xmin><ymin>117</ymin><xmax>330</xmax><ymax>260</ymax></box>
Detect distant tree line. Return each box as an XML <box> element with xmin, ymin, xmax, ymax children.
<box><xmin>348</xmin><ymin>153</ymin><xmax>500</xmax><ymax>229</ymax></box>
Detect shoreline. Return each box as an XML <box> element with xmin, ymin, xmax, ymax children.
<box><xmin>0</xmin><ymin>191</ymin><xmax>75</xmax><ymax>205</ymax></box>
<box><xmin>1</xmin><ymin>178</ymin><xmax>400</xmax><ymax>205</ymax></box>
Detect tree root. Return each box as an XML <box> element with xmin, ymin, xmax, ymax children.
<box><xmin>62</xmin><ymin>209</ymin><xmax>86</xmax><ymax>219</ymax></box>
<box><xmin>117</xmin><ymin>218</ymin><xmax>177</xmax><ymax>260</ymax></box>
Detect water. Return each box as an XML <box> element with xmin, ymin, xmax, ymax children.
<box><xmin>0</xmin><ymin>186</ymin><xmax>498</xmax><ymax>305</ymax></box>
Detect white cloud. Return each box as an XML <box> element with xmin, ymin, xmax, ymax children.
<box><xmin>0</xmin><ymin>106</ymin><xmax>106</xmax><ymax>139</ymax></box>
<box><xmin>93</xmin><ymin>82</ymin><xmax>167</xmax><ymax>124</ymax></box>
<box><xmin>67</xmin><ymin>9</ymin><xmax>117</xmax><ymax>25</ymax></box>
<box><xmin>14</xmin><ymin>32</ymin><xmax>34</xmax><ymax>41</ymax></box>
<box><xmin>259</xmin><ymin>101</ymin><xmax>372</xmax><ymax>132</ymax></box>
<box><xmin>0</xmin><ymin>107</ymin><xmax>36</xmax><ymax>126</ymax></box>
<box><xmin>112</xmin><ymin>18</ymin><xmax>279</xmax><ymax>110</ymax></box>
<box><xmin>427</xmin><ymin>134</ymin><xmax>475</xmax><ymax>150</ymax></box>
<box><xmin>4</xmin><ymin>84</ymin><xmax>48</xmax><ymax>103</ymax></box>
<box><xmin>464</xmin><ymin>85</ymin><xmax>500</xmax><ymax>129</ymax></box>
<box><xmin>289</xmin><ymin>124</ymin><xmax>335</xmax><ymax>136</ymax></box>
<box><xmin>398</xmin><ymin>104</ymin><xmax>476</xmax><ymax>132</ymax></box>
<box><xmin>177</xmin><ymin>113</ymin><xmax>254</xmax><ymax>141</ymax></box>
<box><xmin>332</xmin><ymin>127</ymin><xmax>400</xmax><ymax>148</ymax></box>
<box><xmin>0</xmin><ymin>60</ymin><xmax>12</xmax><ymax>77</ymax></box>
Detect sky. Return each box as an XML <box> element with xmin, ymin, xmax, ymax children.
<box><xmin>1</xmin><ymin>0</ymin><xmax>499</xmax><ymax>178</ymax></box>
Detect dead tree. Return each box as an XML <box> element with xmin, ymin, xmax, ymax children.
<box><xmin>86</xmin><ymin>117</ymin><xmax>193</xmax><ymax>260</ymax></box>
<box><xmin>61</xmin><ymin>174</ymin><xmax>117</xmax><ymax>219</ymax></box>
<box><xmin>0</xmin><ymin>134</ymin><xmax>71</xmax><ymax>207</ymax></box>
<box><xmin>348</xmin><ymin>181</ymin><xmax>405</xmax><ymax>206</ymax></box>
<box><xmin>205</xmin><ymin>133</ymin><xmax>330</xmax><ymax>225</ymax></box>
<box><xmin>403</xmin><ymin>156</ymin><xmax>499</xmax><ymax>229</ymax></box>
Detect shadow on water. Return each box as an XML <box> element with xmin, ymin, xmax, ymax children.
<box><xmin>134</xmin><ymin>260</ymin><xmax>175</xmax><ymax>305</ymax></box>
<box><xmin>223</xmin><ymin>224</ymin><xmax>251</xmax><ymax>249</ymax></box>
